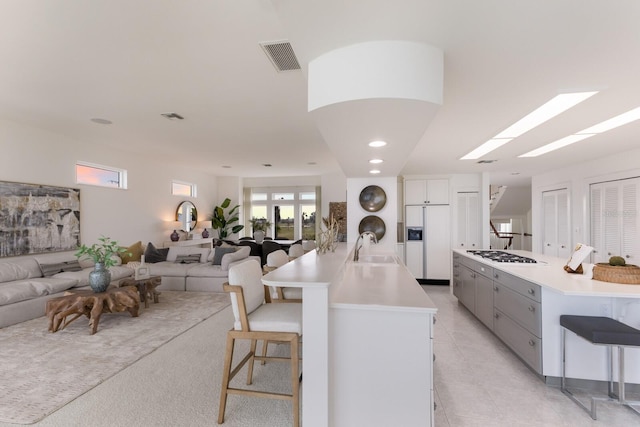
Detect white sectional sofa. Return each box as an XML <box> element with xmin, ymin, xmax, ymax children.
<box><xmin>0</xmin><ymin>244</ymin><xmax>256</xmax><ymax>329</ymax></box>
<box><xmin>146</xmin><ymin>245</ymin><xmax>257</xmax><ymax>292</ymax></box>
<box><xmin>0</xmin><ymin>252</ymin><xmax>133</xmax><ymax>329</ymax></box>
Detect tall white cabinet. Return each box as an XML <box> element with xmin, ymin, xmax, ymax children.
<box><xmin>455</xmin><ymin>191</ymin><xmax>480</xmax><ymax>249</ymax></box>
<box><xmin>590</xmin><ymin>177</ymin><xmax>640</xmax><ymax>264</ymax></box>
<box><xmin>541</xmin><ymin>188</ymin><xmax>570</xmax><ymax>259</ymax></box>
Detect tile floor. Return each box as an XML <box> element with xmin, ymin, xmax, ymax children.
<box><xmin>422</xmin><ymin>285</ymin><xmax>640</xmax><ymax>426</ymax></box>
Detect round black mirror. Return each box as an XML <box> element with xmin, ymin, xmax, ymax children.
<box><xmin>176</xmin><ymin>201</ymin><xmax>197</xmax><ymax>232</ymax></box>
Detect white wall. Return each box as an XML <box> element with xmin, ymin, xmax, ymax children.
<box><xmin>531</xmin><ymin>147</ymin><xmax>640</xmax><ymax>254</ymax></box>
<box><xmin>0</xmin><ymin>118</ymin><xmax>217</xmax><ymax>249</ymax></box>
<box><xmin>346</xmin><ymin>176</ymin><xmax>397</xmax><ymax>252</ymax></box>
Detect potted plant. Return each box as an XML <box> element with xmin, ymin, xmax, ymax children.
<box><xmin>75</xmin><ymin>236</ymin><xmax>129</xmax><ymax>292</ymax></box>
<box><xmin>212</xmin><ymin>198</ymin><xmax>244</xmax><ymax>240</ymax></box>
<box><xmin>249</xmin><ymin>217</ymin><xmax>272</xmax><ymax>243</ymax></box>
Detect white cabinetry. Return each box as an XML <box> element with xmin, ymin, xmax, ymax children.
<box><xmin>455</xmin><ymin>192</ymin><xmax>480</xmax><ymax>249</ymax></box>
<box><xmin>541</xmin><ymin>189</ymin><xmax>570</xmax><ymax>259</ymax></box>
<box><xmin>590</xmin><ymin>177</ymin><xmax>640</xmax><ymax>264</ymax></box>
<box><xmin>405</xmin><ymin>179</ymin><xmax>449</xmax><ymax>205</ymax></box>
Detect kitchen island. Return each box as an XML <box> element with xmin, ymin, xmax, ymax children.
<box><xmin>263</xmin><ymin>243</ymin><xmax>437</xmax><ymax>427</ymax></box>
<box><xmin>452</xmin><ymin>249</ymin><xmax>640</xmax><ymax>387</ymax></box>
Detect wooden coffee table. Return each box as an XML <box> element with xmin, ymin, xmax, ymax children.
<box><xmin>119</xmin><ymin>275</ymin><xmax>161</xmax><ymax>308</ymax></box>
<box><xmin>46</xmin><ymin>286</ymin><xmax>140</xmax><ymax>335</ymax></box>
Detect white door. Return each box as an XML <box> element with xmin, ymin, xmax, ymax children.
<box><xmin>591</xmin><ymin>178</ymin><xmax>640</xmax><ymax>264</ymax></box>
<box><xmin>541</xmin><ymin>188</ymin><xmax>570</xmax><ymax>259</ymax></box>
<box><xmin>456</xmin><ymin>192</ymin><xmax>480</xmax><ymax>249</ymax></box>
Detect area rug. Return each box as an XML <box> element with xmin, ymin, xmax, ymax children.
<box><xmin>0</xmin><ymin>291</ymin><xmax>230</xmax><ymax>424</ymax></box>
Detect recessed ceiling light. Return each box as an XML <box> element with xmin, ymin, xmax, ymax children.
<box><xmin>222</xmin><ymin>165</ymin><xmax>231</xmax><ymax>168</ymax></box>
<box><xmin>369</xmin><ymin>169</ymin><xmax>381</xmax><ymax>174</ymax></box>
<box><xmin>307</xmin><ymin>162</ymin><xmax>317</xmax><ymax>165</ymax></box>
<box><xmin>511</xmin><ymin>172</ymin><xmax>520</xmax><ymax>175</ymax></box>
<box><xmin>519</xmin><ymin>106</ymin><xmax>640</xmax><ymax>157</ymax></box>
<box><xmin>519</xmin><ymin>134</ymin><xmax>594</xmax><ymax>157</ymax></box>
<box><xmin>368</xmin><ymin>140</ymin><xmax>387</xmax><ymax>148</ymax></box>
<box><xmin>461</xmin><ymin>91</ymin><xmax>598</xmax><ymax>160</ymax></box>
<box><xmin>369</xmin><ymin>159</ymin><xmax>383</xmax><ymax>164</ymax></box>
<box><xmin>90</xmin><ymin>118</ymin><xmax>112</xmax><ymax>125</ymax></box>
<box><xmin>262</xmin><ymin>163</ymin><xmax>272</xmax><ymax>167</ymax></box>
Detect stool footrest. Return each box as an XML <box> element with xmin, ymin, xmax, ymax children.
<box><xmin>561</xmin><ymin>386</ymin><xmax>640</xmax><ymax>420</ymax></box>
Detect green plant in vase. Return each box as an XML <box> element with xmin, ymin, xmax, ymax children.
<box><xmin>212</xmin><ymin>198</ymin><xmax>244</xmax><ymax>239</ymax></box>
<box><xmin>75</xmin><ymin>236</ymin><xmax>129</xmax><ymax>292</ymax></box>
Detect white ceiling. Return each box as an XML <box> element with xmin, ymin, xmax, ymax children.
<box><xmin>2</xmin><ymin>1</ymin><xmax>640</xmax><ymax>186</ymax></box>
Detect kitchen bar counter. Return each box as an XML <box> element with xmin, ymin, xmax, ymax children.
<box><xmin>263</xmin><ymin>243</ymin><xmax>437</xmax><ymax>427</ymax></box>
<box><xmin>454</xmin><ymin>248</ymin><xmax>640</xmax><ymax>298</ymax></box>
<box><xmin>453</xmin><ymin>248</ymin><xmax>640</xmax><ymax>385</ymax></box>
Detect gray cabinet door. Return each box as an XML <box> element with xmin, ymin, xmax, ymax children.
<box><xmin>475</xmin><ymin>272</ymin><xmax>494</xmax><ymax>330</ymax></box>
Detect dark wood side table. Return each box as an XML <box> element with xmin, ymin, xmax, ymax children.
<box><xmin>119</xmin><ymin>276</ymin><xmax>161</xmax><ymax>308</ymax></box>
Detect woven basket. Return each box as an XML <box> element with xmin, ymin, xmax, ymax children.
<box><xmin>593</xmin><ymin>263</ymin><xmax>640</xmax><ymax>284</ymax></box>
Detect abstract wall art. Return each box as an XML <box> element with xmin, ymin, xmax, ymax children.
<box><xmin>0</xmin><ymin>181</ymin><xmax>80</xmax><ymax>257</ymax></box>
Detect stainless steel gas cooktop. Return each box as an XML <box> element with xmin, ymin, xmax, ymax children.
<box><xmin>466</xmin><ymin>250</ymin><xmax>537</xmax><ymax>263</ymax></box>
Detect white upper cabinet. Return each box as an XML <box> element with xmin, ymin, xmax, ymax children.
<box><xmin>590</xmin><ymin>177</ymin><xmax>640</xmax><ymax>264</ymax></box>
<box><xmin>405</xmin><ymin>179</ymin><xmax>449</xmax><ymax>205</ymax></box>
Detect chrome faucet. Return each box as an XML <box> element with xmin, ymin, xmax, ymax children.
<box><xmin>353</xmin><ymin>231</ymin><xmax>378</xmax><ymax>261</ymax></box>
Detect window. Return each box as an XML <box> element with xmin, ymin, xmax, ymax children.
<box><xmin>248</xmin><ymin>187</ymin><xmax>317</xmax><ymax>240</ymax></box>
<box><xmin>76</xmin><ymin>161</ymin><xmax>127</xmax><ymax>189</ymax></box>
<box><xmin>172</xmin><ymin>180</ymin><xmax>197</xmax><ymax>197</ymax></box>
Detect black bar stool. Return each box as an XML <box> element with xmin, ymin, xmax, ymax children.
<box><xmin>560</xmin><ymin>315</ymin><xmax>640</xmax><ymax>419</ymax></box>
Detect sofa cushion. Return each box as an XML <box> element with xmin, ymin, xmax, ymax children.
<box><xmin>166</xmin><ymin>247</ymin><xmax>210</xmax><ymax>263</ymax></box>
<box><xmin>175</xmin><ymin>254</ymin><xmax>201</xmax><ymax>264</ymax></box>
<box><xmin>147</xmin><ymin>261</ymin><xmax>193</xmax><ymax>277</ymax></box>
<box><xmin>120</xmin><ymin>241</ymin><xmax>144</xmax><ymax>264</ymax></box>
<box><xmin>221</xmin><ymin>246</ymin><xmax>251</xmax><ymax>271</ymax></box>
<box><xmin>212</xmin><ymin>247</ymin><xmax>236</xmax><ymax>265</ymax></box>
<box><xmin>0</xmin><ymin>259</ymin><xmax>42</xmax><ymax>283</ymax></box>
<box><xmin>52</xmin><ymin>265</ymin><xmax>133</xmax><ymax>287</ymax></box>
<box><xmin>144</xmin><ymin>242</ymin><xmax>169</xmax><ymax>263</ymax></box>
<box><xmin>186</xmin><ymin>264</ymin><xmax>229</xmax><ymax>279</ymax></box>
<box><xmin>38</xmin><ymin>260</ymin><xmax>82</xmax><ymax>277</ymax></box>
<box><xmin>0</xmin><ymin>281</ymin><xmax>43</xmax><ymax>306</ymax></box>
<box><xmin>30</xmin><ymin>277</ymin><xmax>79</xmax><ymax>294</ymax></box>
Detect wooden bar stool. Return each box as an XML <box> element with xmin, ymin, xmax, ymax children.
<box><xmin>560</xmin><ymin>315</ymin><xmax>640</xmax><ymax>420</ymax></box>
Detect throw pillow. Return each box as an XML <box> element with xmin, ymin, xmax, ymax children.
<box><xmin>221</xmin><ymin>246</ymin><xmax>251</xmax><ymax>270</ymax></box>
<box><xmin>175</xmin><ymin>254</ymin><xmax>202</xmax><ymax>264</ymax></box>
<box><xmin>120</xmin><ymin>241</ymin><xmax>144</xmax><ymax>264</ymax></box>
<box><xmin>38</xmin><ymin>260</ymin><xmax>82</xmax><ymax>277</ymax></box>
<box><xmin>212</xmin><ymin>247</ymin><xmax>236</xmax><ymax>265</ymax></box>
<box><xmin>144</xmin><ymin>242</ymin><xmax>169</xmax><ymax>263</ymax></box>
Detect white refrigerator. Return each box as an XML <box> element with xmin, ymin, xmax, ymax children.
<box><xmin>405</xmin><ymin>205</ymin><xmax>451</xmax><ymax>281</ymax></box>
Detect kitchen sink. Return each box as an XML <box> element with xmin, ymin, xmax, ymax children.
<box><xmin>349</xmin><ymin>253</ymin><xmax>400</xmax><ymax>265</ymax></box>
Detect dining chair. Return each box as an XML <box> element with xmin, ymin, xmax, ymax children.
<box><xmin>261</xmin><ymin>240</ymin><xmax>281</xmax><ymax>266</ymax></box>
<box><xmin>264</xmin><ymin>250</ymin><xmax>302</xmax><ymax>303</ymax></box>
<box><xmin>218</xmin><ymin>259</ymin><xmax>302</xmax><ymax>426</ymax></box>
<box><xmin>288</xmin><ymin>244</ymin><xmax>304</xmax><ymax>259</ymax></box>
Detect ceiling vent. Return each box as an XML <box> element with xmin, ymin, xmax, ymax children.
<box><xmin>259</xmin><ymin>40</ymin><xmax>301</xmax><ymax>72</ymax></box>
<box><xmin>161</xmin><ymin>112</ymin><xmax>184</xmax><ymax>120</ymax></box>
<box><xmin>477</xmin><ymin>159</ymin><xmax>497</xmax><ymax>164</ymax></box>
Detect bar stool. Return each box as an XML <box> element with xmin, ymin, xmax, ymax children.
<box><xmin>560</xmin><ymin>315</ymin><xmax>640</xmax><ymax>419</ymax></box>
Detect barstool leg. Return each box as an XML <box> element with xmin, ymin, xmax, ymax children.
<box><xmin>561</xmin><ymin>328</ymin><xmax>567</xmax><ymax>390</ymax></box>
<box><xmin>619</xmin><ymin>346</ymin><xmax>625</xmax><ymax>403</ymax></box>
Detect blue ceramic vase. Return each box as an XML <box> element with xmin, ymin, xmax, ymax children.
<box><xmin>89</xmin><ymin>262</ymin><xmax>111</xmax><ymax>292</ymax></box>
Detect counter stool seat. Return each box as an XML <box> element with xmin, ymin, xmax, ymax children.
<box><xmin>560</xmin><ymin>315</ymin><xmax>640</xmax><ymax>420</ymax></box>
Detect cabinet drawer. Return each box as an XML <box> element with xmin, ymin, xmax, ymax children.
<box><xmin>494</xmin><ymin>308</ymin><xmax>542</xmax><ymax>374</ymax></box>
<box><xmin>493</xmin><ymin>283</ymin><xmax>541</xmax><ymax>337</ymax></box>
<box><xmin>492</xmin><ymin>270</ymin><xmax>540</xmax><ymax>302</ymax></box>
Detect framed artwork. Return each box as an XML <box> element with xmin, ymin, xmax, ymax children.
<box><xmin>0</xmin><ymin>181</ymin><xmax>81</xmax><ymax>257</ymax></box>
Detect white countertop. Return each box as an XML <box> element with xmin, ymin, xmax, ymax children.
<box><xmin>454</xmin><ymin>248</ymin><xmax>640</xmax><ymax>298</ymax></box>
<box><xmin>263</xmin><ymin>243</ymin><xmax>437</xmax><ymax>312</ymax></box>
